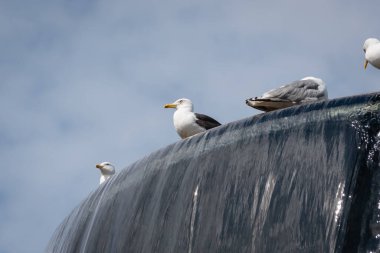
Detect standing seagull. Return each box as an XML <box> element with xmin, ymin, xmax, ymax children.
<box><xmin>246</xmin><ymin>77</ymin><xmax>328</xmax><ymax>112</ymax></box>
<box><xmin>363</xmin><ymin>38</ymin><xmax>380</xmax><ymax>69</ymax></box>
<box><xmin>164</xmin><ymin>98</ymin><xmax>221</xmax><ymax>139</ymax></box>
<box><xmin>96</xmin><ymin>162</ymin><xmax>116</xmax><ymax>184</ymax></box>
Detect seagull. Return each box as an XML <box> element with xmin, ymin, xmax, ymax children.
<box><xmin>95</xmin><ymin>162</ymin><xmax>115</xmax><ymax>184</ymax></box>
<box><xmin>363</xmin><ymin>38</ymin><xmax>380</xmax><ymax>69</ymax></box>
<box><xmin>246</xmin><ymin>77</ymin><xmax>328</xmax><ymax>112</ymax></box>
<box><xmin>164</xmin><ymin>98</ymin><xmax>221</xmax><ymax>139</ymax></box>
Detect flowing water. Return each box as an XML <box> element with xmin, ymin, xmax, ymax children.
<box><xmin>46</xmin><ymin>93</ymin><xmax>380</xmax><ymax>253</ymax></box>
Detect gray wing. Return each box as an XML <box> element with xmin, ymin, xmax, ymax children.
<box><xmin>245</xmin><ymin>98</ymin><xmax>296</xmax><ymax>112</ymax></box>
<box><xmin>262</xmin><ymin>80</ymin><xmax>326</xmax><ymax>102</ymax></box>
<box><xmin>194</xmin><ymin>113</ymin><xmax>221</xmax><ymax>130</ymax></box>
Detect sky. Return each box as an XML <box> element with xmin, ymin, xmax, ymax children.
<box><xmin>0</xmin><ymin>0</ymin><xmax>379</xmax><ymax>252</ymax></box>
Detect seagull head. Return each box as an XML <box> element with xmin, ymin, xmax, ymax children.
<box><xmin>96</xmin><ymin>162</ymin><xmax>116</xmax><ymax>176</ymax></box>
<box><xmin>363</xmin><ymin>38</ymin><xmax>380</xmax><ymax>69</ymax></box>
<box><xmin>301</xmin><ymin>76</ymin><xmax>325</xmax><ymax>86</ymax></box>
<box><xmin>164</xmin><ymin>98</ymin><xmax>193</xmax><ymax>112</ymax></box>
<box><xmin>363</xmin><ymin>38</ymin><xmax>379</xmax><ymax>52</ymax></box>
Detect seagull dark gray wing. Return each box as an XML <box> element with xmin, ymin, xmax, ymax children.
<box><xmin>262</xmin><ymin>80</ymin><xmax>326</xmax><ymax>102</ymax></box>
<box><xmin>194</xmin><ymin>113</ymin><xmax>221</xmax><ymax>130</ymax></box>
<box><xmin>245</xmin><ymin>98</ymin><xmax>296</xmax><ymax>112</ymax></box>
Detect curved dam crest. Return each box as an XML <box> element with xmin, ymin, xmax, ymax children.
<box><xmin>47</xmin><ymin>93</ymin><xmax>380</xmax><ymax>253</ymax></box>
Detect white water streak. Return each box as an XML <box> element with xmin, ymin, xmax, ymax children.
<box><xmin>188</xmin><ymin>185</ymin><xmax>199</xmax><ymax>253</ymax></box>
<box><xmin>80</xmin><ymin>180</ymin><xmax>113</xmax><ymax>253</ymax></box>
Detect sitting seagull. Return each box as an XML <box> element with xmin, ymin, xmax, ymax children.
<box><xmin>96</xmin><ymin>162</ymin><xmax>115</xmax><ymax>184</ymax></box>
<box><xmin>164</xmin><ymin>98</ymin><xmax>221</xmax><ymax>139</ymax></box>
<box><xmin>363</xmin><ymin>38</ymin><xmax>380</xmax><ymax>69</ymax></box>
<box><xmin>246</xmin><ymin>76</ymin><xmax>328</xmax><ymax>112</ymax></box>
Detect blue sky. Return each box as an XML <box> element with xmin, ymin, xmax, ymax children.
<box><xmin>0</xmin><ymin>0</ymin><xmax>379</xmax><ymax>252</ymax></box>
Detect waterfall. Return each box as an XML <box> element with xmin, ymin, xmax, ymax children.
<box><xmin>46</xmin><ymin>93</ymin><xmax>380</xmax><ymax>253</ymax></box>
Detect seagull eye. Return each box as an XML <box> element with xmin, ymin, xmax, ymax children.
<box><xmin>179</xmin><ymin>100</ymin><xmax>183</xmax><ymax>104</ymax></box>
<box><xmin>363</xmin><ymin>49</ymin><xmax>366</xmax><ymax>53</ymax></box>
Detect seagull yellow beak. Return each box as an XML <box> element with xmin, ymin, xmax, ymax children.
<box><xmin>96</xmin><ymin>164</ymin><xmax>103</xmax><ymax>169</ymax></box>
<box><xmin>364</xmin><ymin>59</ymin><xmax>369</xmax><ymax>69</ymax></box>
<box><xmin>164</xmin><ymin>103</ymin><xmax>177</xmax><ymax>108</ymax></box>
